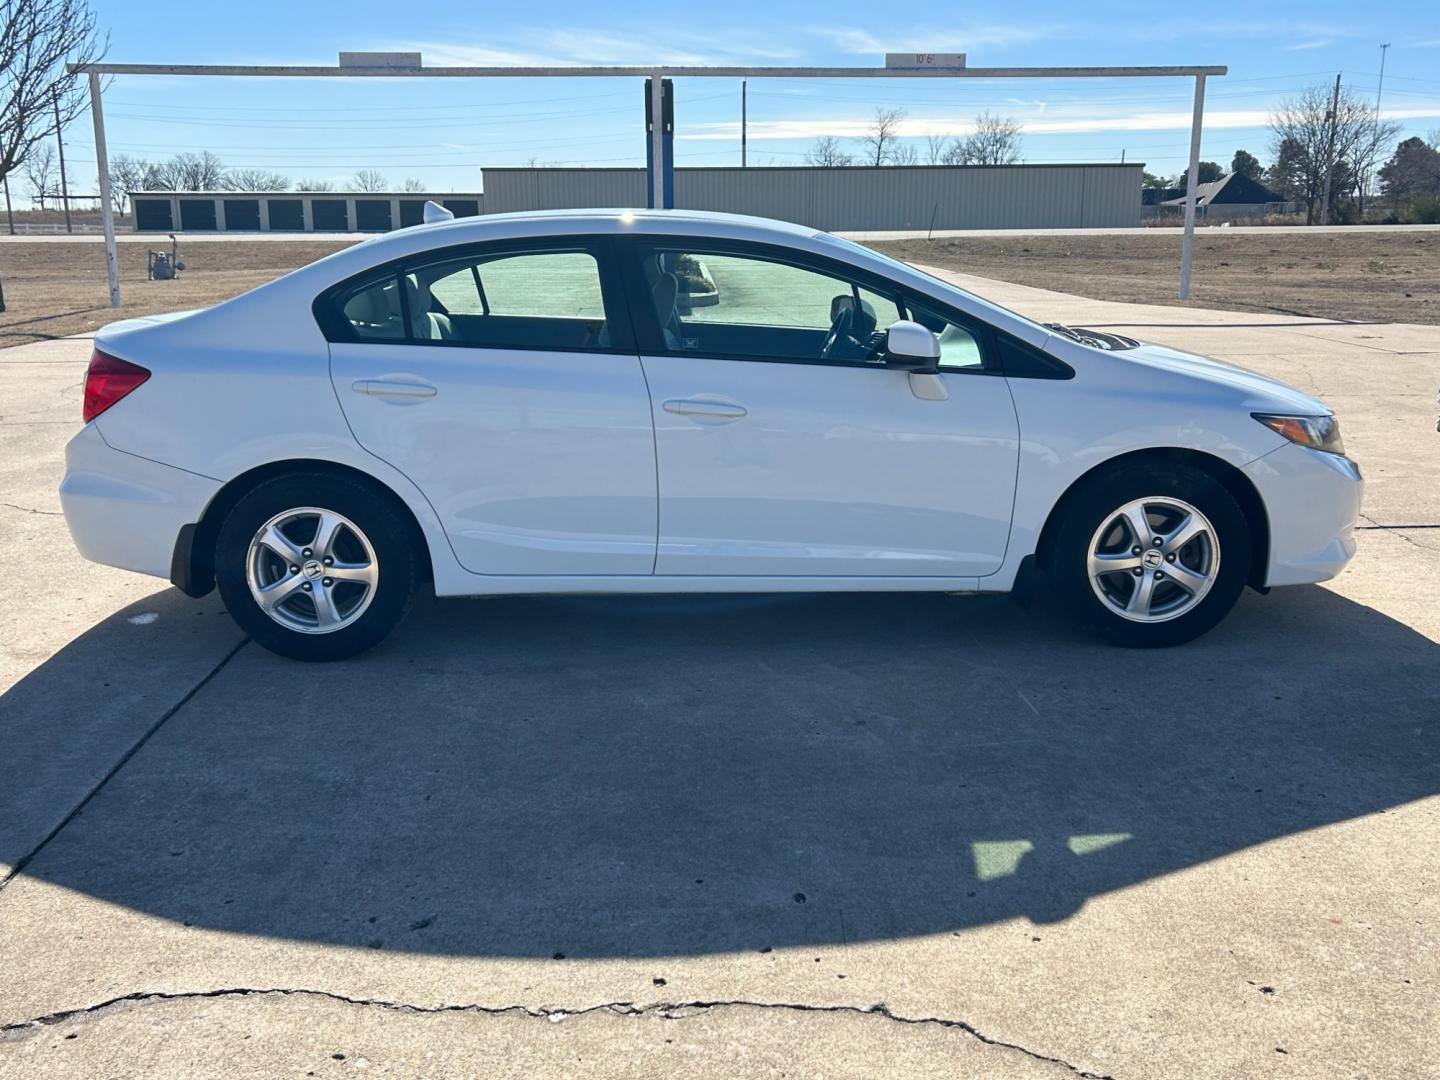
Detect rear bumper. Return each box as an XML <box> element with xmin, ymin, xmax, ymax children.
<box><xmin>59</xmin><ymin>423</ymin><xmax>219</xmax><ymax>581</ymax></box>
<box><xmin>1243</xmin><ymin>442</ymin><xmax>1363</xmax><ymax>587</ymax></box>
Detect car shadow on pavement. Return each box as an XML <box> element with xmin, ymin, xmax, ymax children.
<box><xmin>2</xmin><ymin>583</ymin><xmax>1436</xmax><ymax>957</ymax></box>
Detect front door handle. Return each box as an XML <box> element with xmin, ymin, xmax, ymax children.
<box><xmin>352</xmin><ymin>378</ymin><xmax>438</xmax><ymax>399</ymax></box>
<box><xmin>662</xmin><ymin>398</ymin><xmax>748</xmax><ymax>421</ymax></box>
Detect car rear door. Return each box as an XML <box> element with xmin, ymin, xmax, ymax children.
<box><xmin>623</xmin><ymin>237</ymin><xmax>1020</xmax><ymax>578</ymax></box>
<box><xmin>324</xmin><ymin>237</ymin><xmax>657</xmax><ymax>576</ymax></box>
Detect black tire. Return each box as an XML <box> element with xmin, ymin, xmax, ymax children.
<box><xmin>215</xmin><ymin>472</ymin><xmax>418</xmax><ymax>661</ymax></box>
<box><xmin>1050</xmin><ymin>461</ymin><xmax>1250</xmax><ymax>647</ymax></box>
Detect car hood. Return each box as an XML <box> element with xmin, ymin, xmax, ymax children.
<box><xmin>1119</xmin><ymin>341</ymin><xmax>1329</xmax><ymax>415</ymax></box>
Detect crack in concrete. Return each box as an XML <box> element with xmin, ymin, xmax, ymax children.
<box><xmin>0</xmin><ymin>638</ymin><xmax>249</xmax><ymax>895</ymax></box>
<box><xmin>0</xmin><ymin>987</ymin><xmax>1114</xmax><ymax>1077</ymax></box>
<box><xmin>1356</xmin><ymin>517</ymin><xmax>1440</xmax><ymax>552</ymax></box>
<box><xmin>0</xmin><ymin>501</ymin><xmax>62</xmax><ymax>516</ymax></box>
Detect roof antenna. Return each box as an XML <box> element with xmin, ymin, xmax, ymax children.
<box><xmin>422</xmin><ymin>200</ymin><xmax>455</xmax><ymax>224</ymax></box>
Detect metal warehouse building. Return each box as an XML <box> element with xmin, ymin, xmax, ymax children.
<box><xmin>128</xmin><ymin>192</ymin><xmax>483</xmax><ymax>232</ymax></box>
<box><xmin>484</xmin><ymin>165</ymin><xmax>1144</xmax><ymax>231</ymax></box>
<box><xmin>130</xmin><ymin>164</ymin><xmax>1143</xmax><ymax>233</ymax></box>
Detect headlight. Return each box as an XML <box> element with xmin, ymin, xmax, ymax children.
<box><xmin>1253</xmin><ymin>413</ymin><xmax>1345</xmax><ymax>455</ymax></box>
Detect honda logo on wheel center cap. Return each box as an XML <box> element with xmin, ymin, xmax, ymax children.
<box><xmin>1142</xmin><ymin>549</ymin><xmax>1164</xmax><ymax>569</ymax></box>
<box><xmin>303</xmin><ymin>560</ymin><xmax>324</xmax><ymax>578</ymax></box>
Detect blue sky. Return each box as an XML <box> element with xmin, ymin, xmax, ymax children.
<box><xmin>51</xmin><ymin>0</ymin><xmax>1440</xmax><ymax>196</ymax></box>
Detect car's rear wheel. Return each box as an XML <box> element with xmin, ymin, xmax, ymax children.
<box><xmin>215</xmin><ymin>473</ymin><xmax>417</xmax><ymax>661</ymax></box>
<box><xmin>1051</xmin><ymin>461</ymin><xmax>1250</xmax><ymax>647</ymax></box>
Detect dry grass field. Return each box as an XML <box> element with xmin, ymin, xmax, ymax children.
<box><xmin>0</xmin><ymin>240</ymin><xmax>350</xmax><ymax>347</ymax></box>
<box><xmin>871</xmin><ymin>231</ymin><xmax>1440</xmax><ymax>324</ymax></box>
<box><xmin>2</xmin><ymin>230</ymin><xmax>1438</xmax><ymax>348</ymax></box>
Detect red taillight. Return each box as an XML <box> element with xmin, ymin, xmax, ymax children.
<box><xmin>83</xmin><ymin>349</ymin><xmax>150</xmax><ymax>423</ymax></box>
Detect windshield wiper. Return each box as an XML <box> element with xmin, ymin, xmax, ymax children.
<box><xmin>1044</xmin><ymin>322</ymin><xmax>1089</xmax><ymax>343</ymax></box>
<box><xmin>1044</xmin><ymin>322</ymin><xmax>1136</xmax><ymax>351</ymax></box>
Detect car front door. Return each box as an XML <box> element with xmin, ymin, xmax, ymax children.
<box><xmin>625</xmin><ymin>239</ymin><xmax>1020</xmax><ymax>578</ymax></box>
<box><xmin>325</xmin><ymin>239</ymin><xmax>657</xmax><ymax>575</ymax></box>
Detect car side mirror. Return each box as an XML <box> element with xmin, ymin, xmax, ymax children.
<box><xmin>883</xmin><ymin>320</ymin><xmax>941</xmax><ymax>374</ymax></box>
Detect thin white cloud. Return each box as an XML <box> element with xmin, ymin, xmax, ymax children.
<box><xmin>817</xmin><ymin>26</ymin><xmax>1059</xmax><ymax>54</ymax></box>
<box><xmin>681</xmin><ymin>104</ymin><xmax>1440</xmax><ymax>140</ymax></box>
<box><xmin>396</xmin><ymin>27</ymin><xmax>801</xmax><ymax>68</ymax></box>
<box><xmin>1284</xmin><ymin>39</ymin><xmax>1334</xmax><ymax>51</ymax></box>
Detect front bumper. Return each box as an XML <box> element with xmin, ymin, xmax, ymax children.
<box><xmin>1242</xmin><ymin>442</ymin><xmax>1363</xmax><ymax>587</ymax></box>
<box><xmin>59</xmin><ymin>424</ymin><xmax>220</xmax><ymax>581</ymax></box>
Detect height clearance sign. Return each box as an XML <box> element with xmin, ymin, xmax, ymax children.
<box><xmin>885</xmin><ymin>53</ymin><xmax>967</xmax><ymax>69</ymax></box>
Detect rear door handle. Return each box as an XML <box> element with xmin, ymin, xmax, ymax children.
<box><xmin>352</xmin><ymin>378</ymin><xmax>437</xmax><ymax>399</ymax></box>
<box><xmin>662</xmin><ymin>398</ymin><xmax>747</xmax><ymax>421</ymax></box>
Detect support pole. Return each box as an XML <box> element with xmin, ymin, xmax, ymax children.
<box><xmin>741</xmin><ymin>78</ymin><xmax>747</xmax><ymax>166</ymax></box>
<box><xmin>54</xmin><ymin>94</ymin><xmax>72</xmax><ymax>233</ymax></box>
<box><xmin>3</xmin><ymin>173</ymin><xmax>14</xmax><ymax>235</ymax></box>
<box><xmin>88</xmin><ymin>72</ymin><xmax>120</xmax><ymax>308</ymax></box>
<box><xmin>1178</xmin><ymin>72</ymin><xmax>1206</xmax><ymax>300</ymax></box>
<box><xmin>650</xmin><ymin>71</ymin><xmax>665</xmax><ymax>211</ymax></box>
<box><xmin>1319</xmin><ymin>72</ymin><xmax>1341</xmax><ymax>227</ymax></box>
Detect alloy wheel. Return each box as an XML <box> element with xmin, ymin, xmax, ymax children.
<box><xmin>245</xmin><ymin>506</ymin><xmax>379</xmax><ymax>634</ymax></box>
<box><xmin>1087</xmin><ymin>496</ymin><xmax>1220</xmax><ymax>623</ymax></box>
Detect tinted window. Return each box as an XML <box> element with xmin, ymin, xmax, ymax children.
<box><xmin>339</xmin><ymin>275</ymin><xmax>405</xmax><ymax>340</ymax></box>
<box><xmin>643</xmin><ymin>247</ymin><xmax>904</xmax><ymax>364</ymax></box>
<box><xmin>907</xmin><ymin>301</ymin><xmax>985</xmax><ymax>370</ymax></box>
<box><xmin>404</xmin><ymin>250</ymin><xmax>611</xmax><ymax>350</ymax></box>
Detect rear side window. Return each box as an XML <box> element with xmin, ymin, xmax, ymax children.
<box><xmin>339</xmin><ymin>275</ymin><xmax>405</xmax><ymax>340</ymax></box>
<box><xmin>479</xmin><ymin>252</ymin><xmax>606</xmax><ymax>318</ymax></box>
<box><xmin>320</xmin><ymin>247</ymin><xmax>617</xmax><ymax>352</ymax></box>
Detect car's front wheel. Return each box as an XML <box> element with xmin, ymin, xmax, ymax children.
<box><xmin>215</xmin><ymin>473</ymin><xmax>418</xmax><ymax>661</ymax></box>
<box><xmin>1051</xmin><ymin>461</ymin><xmax>1251</xmax><ymax>647</ymax></box>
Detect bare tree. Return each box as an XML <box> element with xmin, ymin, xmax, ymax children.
<box><xmin>804</xmin><ymin>135</ymin><xmax>854</xmax><ymax>167</ymax></box>
<box><xmin>0</xmin><ymin>0</ymin><xmax>107</xmax><ymax>195</ymax></box>
<box><xmin>148</xmin><ymin>151</ymin><xmax>226</xmax><ymax>190</ymax></box>
<box><xmin>348</xmin><ymin>169</ymin><xmax>389</xmax><ymax>192</ymax></box>
<box><xmin>949</xmin><ymin>112</ymin><xmax>1023</xmax><ymax>165</ymax></box>
<box><xmin>924</xmin><ymin>133</ymin><xmax>950</xmax><ymax>166</ymax></box>
<box><xmin>21</xmin><ymin>140</ymin><xmax>55</xmax><ymax>207</ymax></box>
<box><xmin>223</xmin><ymin>168</ymin><xmax>290</xmax><ymax>192</ymax></box>
<box><xmin>1269</xmin><ymin>82</ymin><xmax>1400</xmax><ymax>223</ymax></box>
<box><xmin>401</xmin><ymin>177</ymin><xmax>426</xmax><ymax>192</ymax></box>
<box><xmin>858</xmin><ymin>107</ymin><xmax>906</xmax><ymax>166</ymax></box>
<box><xmin>294</xmin><ymin>178</ymin><xmax>337</xmax><ymax>192</ymax></box>
<box><xmin>890</xmin><ymin>142</ymin><xmax>919</xmax><ymax>166</ymax></box>
<box><xmin>107</xmin><ymin>152</ymin><xmax>146</xmax><ymax>214</ymax></box>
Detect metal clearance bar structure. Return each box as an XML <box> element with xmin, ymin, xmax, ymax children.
<box><xmin>70</xmin><ymin>55</ymin><xmax>1225</xmax><ymax>308</ymax></box>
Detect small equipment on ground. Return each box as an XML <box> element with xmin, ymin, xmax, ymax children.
<box><xmin>147</xmin><ymin>235</ymin><xmax>184</xmax><ymax>281</ymax></box>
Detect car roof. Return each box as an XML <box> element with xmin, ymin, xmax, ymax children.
<box><xmin>286</xmin><ymin>208</ymin><xmax>825</xmax><ymax>289</ymax></box>
<box><xmin>405</xmin><ymin>207</ymin><xmax>822</xmax><ymax>242</ymax></box>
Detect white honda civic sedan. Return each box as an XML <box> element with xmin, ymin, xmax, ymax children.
<box><xmin>61</xmin><ymin>208</ymin><xmax>1361</xmax><ymax>660</ymax></box>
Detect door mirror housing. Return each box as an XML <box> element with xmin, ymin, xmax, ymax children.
<box><xmin>883</xmin><ymin>320</ymin><xmax>941</xmax><ymax>373</ymax></box>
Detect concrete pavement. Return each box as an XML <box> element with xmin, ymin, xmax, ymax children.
<box><xmin>0</xmin><ymin>277</ymin><xmax>1436</xmax><ymax>1078</ymax></box>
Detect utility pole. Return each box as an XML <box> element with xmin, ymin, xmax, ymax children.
<box><xmin>54</xmin><ymin>93</ymin><xmax>72</xmax><ymax>233</ymax></box>
<box><xmin>1375</xmin><ymin>43</ymin><xmax>1390</xmax><ymax>115</ymax></box>
<box><xmin>1319</xmin><ymin>72</ymin><xmax>1341</xmax><ymax>226</ymax></box>
<box><xmin>741</xmin><ymin>78</ymin><xmax>747</xmax><ymax>167</ymax></box>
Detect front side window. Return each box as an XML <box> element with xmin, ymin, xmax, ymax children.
<box><xmin>906</xmin><ymin>301</ymin><xmax>985</xmax><ymax>371</ymax></box>
<box><xmin>642</xmin><ymin>246</ymin><xmax>905</xmax><ymax>365</ymax></box>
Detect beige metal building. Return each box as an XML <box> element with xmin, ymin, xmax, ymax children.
<box><xmin>482</xmin><ymin>165</ymin><xmax>1144</xmax><ymax>230</ymax></box>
